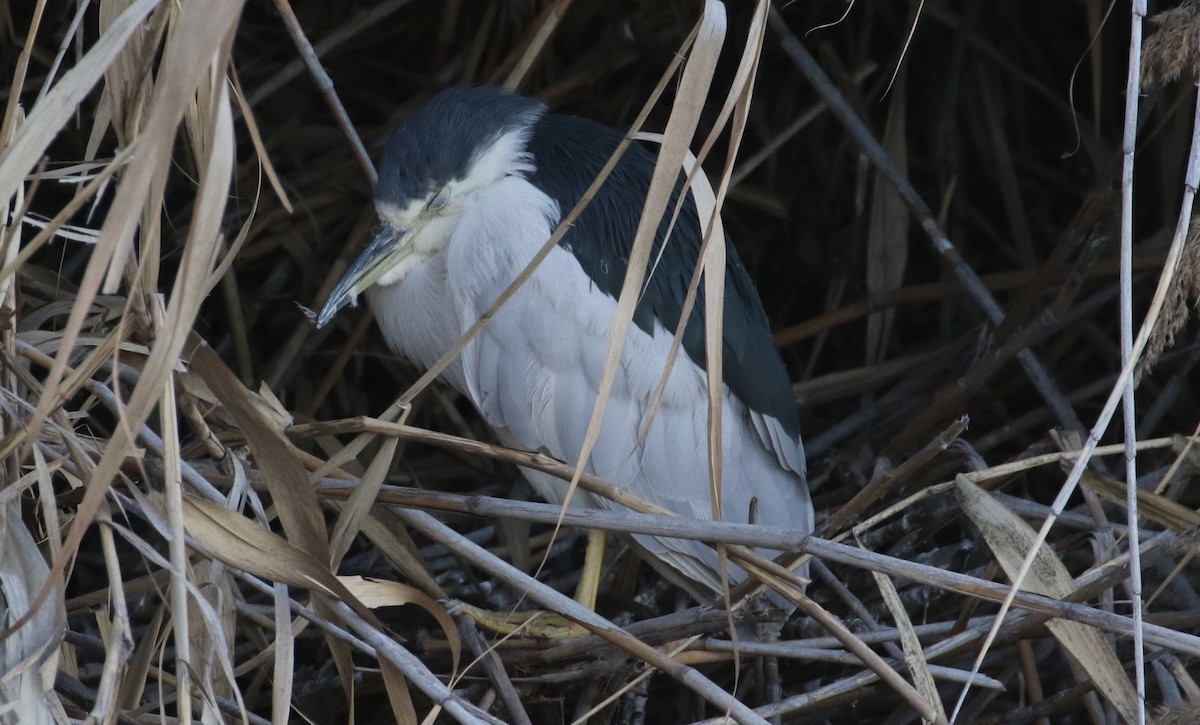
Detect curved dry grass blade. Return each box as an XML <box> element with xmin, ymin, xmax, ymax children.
<box><xmin>699</xmin><ymin>1</ymin><xmax>771</xmax><ymax>621</ymax></box>
<box><xmin>628</xmin><ymin>134</ymin><xmax>735</xmax><ymax>593</ymax></box>
<box><xmin>181</xmin><ymin>495</ymin><xmax>373</xmax><ymax>624</ymax></box>
<box><xmin>191</xmin><ymin>342</ymin><xmax>329</xmax><ymax>562</ymax></box>
<box><xmin>634</xmin><ymin>1</ymin><xmax>777</xmax><ymax>629</ymax></box>
<box><xmin>0</xmin><ymin>504</ymin><xmax>63</xmax><ymax>721</ymax></box>
<box><xmin>5</xmin><ymin>1</ymin><xmax>245</xmax><ymax>648</ymax></box>
<box><xmin>634</xmin><ymin>0</ymin><xmax>771</xmax><ymax>442</ymax></box>
<box><xmin>0</xmin><ymin>0</ymin><xmax>158</xmax><ymax>213</ymax></box>
<box><xmin>693</xmin><ymin>140</ymin><xmax>735</xmax><ymax>625</ymax></box>
<box><xmin>624</xmin><ymin>14</ymin><xmax>781</xmax><ymax>658</ymax></box>
<box><xmin>339</xmin><ymin>575</ymin><xmax>461</xmax><ymax>677</ymax></box>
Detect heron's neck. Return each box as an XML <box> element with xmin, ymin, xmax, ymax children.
<box><xmin>444</xmin><ymin>176</ymin><xmax>560</xmax><ymax>296</ymax></box>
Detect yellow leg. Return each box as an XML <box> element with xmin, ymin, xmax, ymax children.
<box><xmin>573</xmin><ymin>528</ymin><xmax>607</xmax><ymax>610</ymax></box>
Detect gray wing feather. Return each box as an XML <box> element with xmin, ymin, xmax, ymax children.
<box><xmin>445</xmin><ymin>175</ymin><xmax>812</xmax><ymax>601</ymax></box>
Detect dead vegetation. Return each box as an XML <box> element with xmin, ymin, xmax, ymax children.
<box><xmin>2</xmin><ymin>0</ymin><xmax>1200</xmax><ymax>723</ymax></box>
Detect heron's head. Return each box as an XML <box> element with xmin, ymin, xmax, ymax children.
<box><xmin>315</xmin><ymin>87</ymin><xmax>545</xmax><ymax>328</ymax></box>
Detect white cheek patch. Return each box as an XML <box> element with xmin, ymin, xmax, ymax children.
<box><xmin>371</xmin><ymin>206</ymin><xmax>463</xmax><ymax>289</ymax></box>
<box><xmin>377</xmin><ymin>199</ymin><xmax>424</xmax><ymax>227</ymax></box>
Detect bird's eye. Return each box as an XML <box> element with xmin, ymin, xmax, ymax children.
<box><xmin>428</xmin><ymin>187</ymin><xmax>450</xmax><ymax>210</ymax></box>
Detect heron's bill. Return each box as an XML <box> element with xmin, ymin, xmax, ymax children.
<box><xmin>315</xmin><ymin>225</ymin><xmax>412</xmax><ymax>328</ymax></box>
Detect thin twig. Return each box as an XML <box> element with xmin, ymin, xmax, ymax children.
<box><xmin>271</xmin><ymin>0</ymin><xmax>376</xmax><ymax>183</ymax></box>
<box><xmin>453</xmin><ymin>615</ymin><xmax>534</xmax><ymax>725</ymax></box>
<box><xmin>395</xmin><ymin>507</ymin><xmax>771</xmax><ymax>725</ymax></box>
<box><xmin>249</xmin><ymin>0</ymin><xmax>415</xmax><ymax>107</ymax></box>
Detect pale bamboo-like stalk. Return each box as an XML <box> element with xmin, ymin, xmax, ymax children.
<box><xmin>1119</xmin><ymin>2</ymin><xmax>1148</xmax><ymax>722</ymax></box>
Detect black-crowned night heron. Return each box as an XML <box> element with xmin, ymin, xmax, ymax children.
<box><xmin>317</xmin><ymin>86</ymin><xmax>812</xmax><ymax>611</ymax></box>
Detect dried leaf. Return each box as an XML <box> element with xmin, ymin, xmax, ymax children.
<box><xmin>955</xmin><ymin>475</ymin><xmax>1139</xmax><ymax>723</ymax></box>
<box><xmin>329</xmin><ymin>438</ymin><xmax>398</xmax><ymax>567</ymax></box>
<box><xmin>182</xmin><ymin>495</ymin><xmax>340</xmax><ymax>595</ymax></box>
<box><xmin>190</xmin><ymin>341</ymin><xmax>330</xmax><ymax>563</ymax></box>
<box><xmin>872</xmin><ymin>570</ymin><xmax>946</xmax><ymax>723</ymax></box>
